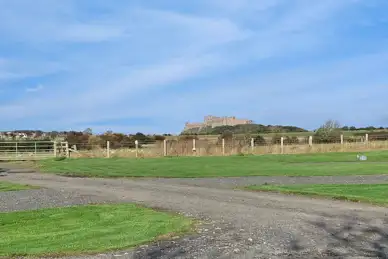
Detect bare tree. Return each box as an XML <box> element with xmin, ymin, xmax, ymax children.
<box><xmin>83</xmin><ymin>128</ymin><xmax>93</xmax><ymax>135</ymax></box>
<box><xmin>315</xmin><ymin>120</ymin><xmax>342</xmax><ymax>143</ymax></box>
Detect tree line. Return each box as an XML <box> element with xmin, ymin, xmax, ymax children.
<box><xmin>182</xmin><ymin>124</ymin><xmax>308</xmax><ymax>135</ymax></box>
<box><xmin>64</xmin><ymin>131</ymin><xmax>167</xmax><ymax>150</ymax></box>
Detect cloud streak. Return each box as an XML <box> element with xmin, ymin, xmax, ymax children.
<box><xmin>0</xmin><ymin>0</ymin><xmax>387</xmax><ymax>133</ymax></box>
<box><xmin>26</xmin><ymin>84</ymin><xmax>44</xmax><ymax>93</ymax></box>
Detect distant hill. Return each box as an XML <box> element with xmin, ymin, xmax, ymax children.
<box><xmin>181</xmin><ymin>124</ymin><xmax>308</xmax><ymax>135</ymax></box>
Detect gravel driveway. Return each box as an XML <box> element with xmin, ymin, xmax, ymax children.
<box><xmin>140</xmin><ymin>175</ymin><xmax>388</xmax><ymax>189</ymax></box>
<box><xmin>2</xmin><ymin>172</ymin><xmax>388</xmax><ymax>259</ymax></box>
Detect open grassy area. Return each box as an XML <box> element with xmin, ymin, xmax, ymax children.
<box><xmin>37</xmin><ymin>150</ymin><xmax>388</xmax><ymax>178</ymax></box>
<box><xmin>0</xmin><ymin>181</ymin><xmax>37</xmax><ymax>192</ymax></box>
<box><xmin>0</xmin><ymin>204</ymin><xmax>192</xmax><ymax>257</ymax></box>
<box><xmin>246</xmin><ymin>184</ymin><xmax>388</xmax><ymax>206</ymax></box>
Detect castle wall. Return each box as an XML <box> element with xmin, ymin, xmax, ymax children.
<box><xmin>184</xmin><ymin>115</ymin><xmax>253</xmax><ymax>131</ymax></box>
<box><xmin>184</xmin><ymin>122</ymin><xmax>204</xmax><ymax>130</ymax></box>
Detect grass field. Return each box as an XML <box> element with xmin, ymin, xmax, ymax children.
<box><xmin>0</xmin><ymin>181</ymin><xmax>37</xmax><ymax>192</ymax></box>
<box><xmin>0</xmin><ymin>204</ymin><xmax>192</xmax><ymax>257</ymax></box>
<box><xmin>37</xmin><ymin>150</ymin><xmax>388</xmax><ymax>178</ymax></box>
<box><xmin>246</xmin><ymin>184</ymin><xmax>388</xmax><ymax>206</ymax></box>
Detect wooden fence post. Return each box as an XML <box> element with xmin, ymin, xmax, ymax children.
<box><xmin>53</xmin><ymin>141</ymin><xmax>57</xmax><ymax>157</ymax></box>
<box><xmin>340</xmin><ymin>134</ymin><xmax>344</xmax><ymax>145</ymax></box>
<box><xmin>163</xmin><ymin>139</ymin><xmax>167</xmax><ymax>156</ymax></box>
<box><xmin>135</xmin><ymin>140</ymin><xmax>139</xmax><ymax>158</ymax></box>
<box><xmin>309</xmin><ymin>136</ymin><xmax>313</xmax><ymax>147</ymax></box>
<box><xmin>222</xmin><ymin>138</ymin><xmax>225</xmax><ymax>155</ymax></box>
<box><xmin>106</xmin><ymin>141</ymin><xmax>110</xmax><ymax>158</ymax></box>
<box><xmin>251</xmin><ymin>138</ymin><xmax>254</xmax><ymax>152</ymax></box>
<box><xmin>192</xmin><ymin>138</ymin><xmax>197</xmax><ymax>155</ymax></box>
<box><xmin>65</xmin><ymin>142</ymin><xmax>70</xmax><ymax>158</ymax></box>
<box><xmin>365</xmin><ymin>134</ymin><xmax>369</xmax><ymax>145</ymax></box>
<box><xmin>280</xmin><ymin>137</ymin><xmax>284</xmax><ymax>154</ymax></box>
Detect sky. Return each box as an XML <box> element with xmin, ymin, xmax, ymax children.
<box><xmin>1</xmin><ymin>0</ymin><xmax>388</xmax><ymax>134</ymax></box>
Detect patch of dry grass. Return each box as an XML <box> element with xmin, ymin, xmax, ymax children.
<box><xmin>67</xmin><ymin>141</ymin><xmax>388</xmax><ymax>158</ymax></box>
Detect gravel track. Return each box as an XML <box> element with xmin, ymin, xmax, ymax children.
<box><xmin>140</xmin><ymin>175</ymin><xmax>388</xmax><ymax>189</ymax></box>
<box><xmin>0</xmin><ymin>188</ymin><xmax>117</xmax><ymax>213</ymax></box>
<box><xmin>2</xmin><ymin>172</ymin><xmax>388</xmax><ymax>259</ymax></box>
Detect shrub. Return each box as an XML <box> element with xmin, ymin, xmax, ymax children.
<box><xmin>254</xmin><ymin>135</ymin><xmax>266</xmax><ymax>145</ymax></box>
<box><xmin>154</xmin><ymin>135</ymin><xmax>166</xmax><ymax>141</ymax></box>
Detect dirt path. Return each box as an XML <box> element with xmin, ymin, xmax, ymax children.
<box><xmin>3</xmin><ymin>173</ymin><xmax>388</xmax><ymax>259</ymax></box>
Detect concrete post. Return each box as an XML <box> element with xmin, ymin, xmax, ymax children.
<box><xmin>222</xmin><ymin>138</ymin><xmax>225</xmax><ymax>156</ymax></box>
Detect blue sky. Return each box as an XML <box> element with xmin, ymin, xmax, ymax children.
<box><xmin>1</xmin><ymin>0</ymin><xmax>388</xmax><ymax>134</ymax></box>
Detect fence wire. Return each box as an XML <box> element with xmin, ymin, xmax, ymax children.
<box><xmin>4</xmin><ymin>134</ymin><xmax>388</xmax><ymax>159</ymax></box>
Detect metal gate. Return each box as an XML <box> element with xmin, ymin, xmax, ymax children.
<box><xmin>0</xmin><ymin>141</ymin><xmax>57</xmax><ymax>161</ymax></box>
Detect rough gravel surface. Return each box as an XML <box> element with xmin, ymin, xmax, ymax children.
<box><xmin>0</xmin><ymin>188</ymin><xmax>117</xmax><ymax>212</ymax></box>
<box><xmin>140</xmin><ymin>174</ymin><xmax>388</xmax><ymax>189</ymax></box>
<box><xmin>2</xmin><ymin>171</ymin><xmax>388</xmax><ymax>259</ymax></box>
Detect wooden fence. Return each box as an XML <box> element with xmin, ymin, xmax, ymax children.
<box><xmin>61</xmin><ymin>133</ymin><xmax>388</xmax><ymax>158</ymax></box>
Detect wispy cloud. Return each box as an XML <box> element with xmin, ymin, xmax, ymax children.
<box><xmin>26</xmin><ymin>84</ymin><xmax>44</xmax><ymax>93</ymax></box>
<box><xmin>0</xmin><ymin>0</ymin><xmax>387</xmax><ymax>132</ymax></box>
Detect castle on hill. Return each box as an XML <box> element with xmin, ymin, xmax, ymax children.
<box><xmin>184</xmin><ymin>115</ymin><xmax>253</xmax><ymax>131</ymax></box>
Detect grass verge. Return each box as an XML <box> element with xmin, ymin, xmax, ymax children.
<box><xmin>0</xmin><ymin>204</ymin><xmax>193</xmax><ymax>257</ymax></box>
<box><xmin>0</xmin><ymin>181</ymin><xmax>37</xmax><ymax>192</ymax></box>
<box><xmin>246</xmin><ymin>184</ymin><xmax>388</xmax><ymax>206</ymax></box>
<box><xmin>37</xmin><ymin>150</ymin><xmax>388</xmax><ymax>178</ymax></box>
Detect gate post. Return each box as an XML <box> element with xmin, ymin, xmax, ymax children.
<box><xmin>65</xmin><ymin>142</ymin><xmax>70</xmax><ymax>158</ymax></box>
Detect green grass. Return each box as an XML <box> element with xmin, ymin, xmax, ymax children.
<box><xmin>37</xmin><ymin>150</ymin><xmax>388</xmax><ymax>178</ymax></box>
<box><xmin>0</xmin><ymin>204</ymin><xmax>193</xmax><ymax>257</ymax></box>
<box><xmin>0</xmin><ymin>181</ymin><xmax>37</xmax><ymax>192</ymax></box>
<box><xmin>246</xmin><ymin>184</ymin><xmax>388</xmax><ymax>206</ymax></box>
